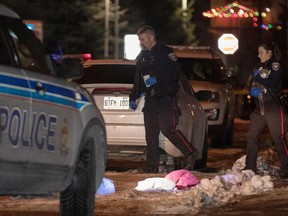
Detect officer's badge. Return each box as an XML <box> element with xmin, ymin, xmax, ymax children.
<box><xmin>272</xmin><ymin>62</ymin><xmax>280</xmax><ymax>71</ymax></box>
<box><xmin>259</xmin><ymin>69</ymin><xmax>270</xmax><ymax>79</ymax></box>
<box><xmin>168</xmin><ymin>53</ymin><xmax>177</xmax><ymax>61</ymax></box>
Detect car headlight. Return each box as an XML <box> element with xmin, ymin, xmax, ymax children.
<box><xmin>205</xmin><ymin>108</ymin><xmax>219</xmax><ymax>120</ymax></box>
<box><xmin>210</xmin><ymin>92</ymin><xmax>220</xmax><ymax>103</ymax></box>
<box><xmin>196</xmin><ymin>91</ymin><xmax>220</xmax><ymax>103</ymax></box>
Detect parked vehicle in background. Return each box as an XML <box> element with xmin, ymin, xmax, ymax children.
<box><xmin>0</xmin><ymin>4</ymin><xmax>106</xmax><ymax>216</ymax></box>
<box><xmin>170</xmin><ymin>46</ymin><xmax>235</xmax><ymax>147</ymax></box>
<box><xmin>75</xmin><ymin>59</ymin><xmax>209</xmax><ymax>169</ymax></box>
<box><xmin>234</xmin><ymin>88</ymin><xmax>255</xmax><ymax>120</ymax></box>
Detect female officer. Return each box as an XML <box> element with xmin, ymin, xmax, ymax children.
<box><xmin>244</xmin><ymin>42</ymin><xmax>288</xmax><ymax>178</ymax></box>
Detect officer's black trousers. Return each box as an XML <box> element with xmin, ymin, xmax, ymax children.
<box><xmin>245</xmin><ymin>99</ymin><xmax>288</xmax><ymax>172</ymax></box>
<box><xmin>143</xmin><ymin>95</ymin><xmax>193</xmax><ymax>167</ymax></box>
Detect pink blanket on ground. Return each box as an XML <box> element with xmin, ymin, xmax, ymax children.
<box><xmin>164</xmin><ymin>169</ymin><xmax>200</xmax><ymax>189</ymax></box>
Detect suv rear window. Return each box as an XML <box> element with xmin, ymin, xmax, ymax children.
<box><xmin>178</xmin><ymin>58</ymin><xmax>227</xmax><ymax>83</ymax></box>
<box><xmin>77</xmin><ymin>64</ymin><xmax>135</xmax><ymax>84</ymax></box>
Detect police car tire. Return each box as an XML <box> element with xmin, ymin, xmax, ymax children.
<box><xmin>60</xmin><ymin>119</ymin><xmax>106</xmax><ymax>216</ymax></box>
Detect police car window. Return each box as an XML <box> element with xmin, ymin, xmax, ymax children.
<box><xmin>0</xmin><ymin>25</ymin><xmax>12</xmax><ymax>66</ymax></box>
<box><xmin>77</xmin><ymin>65</ymin><xmax>135</xmax><ymax>84</ymax></box>
<box><xmin>7</xmin><ymin>18</ymin><xmax>50</xmax><ymax>74</ymax></box>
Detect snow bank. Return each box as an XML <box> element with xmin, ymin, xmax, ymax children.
<box><xmin>136</xmin><ymin>156</ymin><xmax>275</xmax><ymax>214</ymax></box>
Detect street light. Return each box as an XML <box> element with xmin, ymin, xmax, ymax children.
<box><xmin>104</xmin><ymin>0</ymin><xmax>120</xmax><ymax>58</ymax></box>
<box><xmin>182</xmin><ymin>0</ymin><xmax>187</xmax><ymax>10</ymax></box>
<box><xmin>104</xmin><ymin>0</ymin><xmax>109</xmax><ymax>58</ymax></box>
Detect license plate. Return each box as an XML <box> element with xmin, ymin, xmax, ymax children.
<box><xmin>104</xmin><ymin>96</ymin><xmax>129</xmax><ymax>110</ymax></box>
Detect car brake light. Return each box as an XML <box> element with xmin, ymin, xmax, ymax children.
<box><xmin>82</xmin><ymin>53</ymin><xmax>92</xmax><ymax>59</ymax></box>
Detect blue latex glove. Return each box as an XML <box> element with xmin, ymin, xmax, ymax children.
<box><xmin>145</xmin><ymin>76</ymin><xmax>157</xmax><ymax>87</ymax></box>
<box><xmin>129</xmin><ymin>101</ymin><xmax>137</xmax><ymax>110</ymax></box>
<box><xmin>250</xmin><ymin>87</ymin><xmax>262</xmax><ymax>97</ymax></box>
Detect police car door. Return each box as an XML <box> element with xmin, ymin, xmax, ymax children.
<box><xmin>0</xmin><ymin>19</ymin><xmax>32</xmax><ymax>189</ymax></box>
<box><xmin>6</xmin><ymin>18</ymin><xmax>77</xmax><ymax>183</ymax></box>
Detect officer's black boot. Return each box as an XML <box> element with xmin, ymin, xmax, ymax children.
<box><xmin>183</xmin><ymin>148</ymin><xmax>199</xmax><ymax>171</ymax></box>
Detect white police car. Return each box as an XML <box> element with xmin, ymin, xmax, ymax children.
<box><xmin>0</xmin><ymin>4</ymin><xmax>106</xmax><ymax>216</ymax></box>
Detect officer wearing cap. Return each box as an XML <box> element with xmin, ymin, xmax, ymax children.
<box><xmin>129</xmin><ymin>25</ymin><xmax>198</xmax><ymax>173</ymax></box>
<box><xmin>244</xmin><ymin>42</ymin><xmax>288</xmax><ymax>179</ymax></box>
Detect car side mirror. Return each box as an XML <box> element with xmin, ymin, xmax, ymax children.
<box><xmin>59</xmin><ymin>58</ymin><xmax>84</xmax><ymax>79</ymax></box>
<box><xmin>195</xmin><ymin>90</ymin><xmax>213</xmax><ymax>101</ymax></box>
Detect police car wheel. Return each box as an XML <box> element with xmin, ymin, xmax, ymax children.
<box><xmin>60</xmin><ymin>120</ymin><xmax>106</xmax><ymax>216</ymax></box>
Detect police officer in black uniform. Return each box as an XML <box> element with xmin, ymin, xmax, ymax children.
<box><xmin>129</xmin><ymin>25</ymin><xmax>198</xmax><ymax>173</ymax></box>
<box><xmin>244</xmin><ymin>42</ymin><xmax>288</xmax><ymax>178</ymax></box>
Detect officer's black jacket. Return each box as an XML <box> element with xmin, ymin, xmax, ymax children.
<box><xmin>249</xmin><ymin>58</ymin><xmax>283</xmax><ymax>102</ymax></box>
<box><xmin>252</xmin><ymin>59</ymin><xmax>282</xmax><ymax>91</ymax></box>
<box><xmin>129</xmin><ymin>43</ymin><xmax>181</xmax><ymax>102</ymax></box>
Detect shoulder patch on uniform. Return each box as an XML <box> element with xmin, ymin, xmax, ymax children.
<box><xmin>272</xmin><ymin>62</ymin><xmax>280</xmax><ymax>71</ymax></box>
<box><xmin>168</xmin><ymin>53</ymin><xmax>177</xmax><ymax>61</ymax></box>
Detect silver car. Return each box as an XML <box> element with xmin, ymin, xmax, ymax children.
<box><xmin>76</xmin><ymin>59</ymin><xmax>208</xmax><ymax>169</ymax></box>
<box><xmin>171</xmin><ymin>46</ymin><xmax>235</xmax><ymax>147</ymax></box>
<box><xmin>0</xmin><ymin>4</ymin><xmax>106</xmax><ymax>216</ymax></box>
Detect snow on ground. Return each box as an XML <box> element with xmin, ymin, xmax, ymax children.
<box><xmin>129</xmin><ymin>156</ymin><xmax>275</xmax><ymax>215</ymax></box>
<box><xmin>97</xmin><ymin>155</ymin><xmax>278</xmax><ymax>215</ymax></box>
